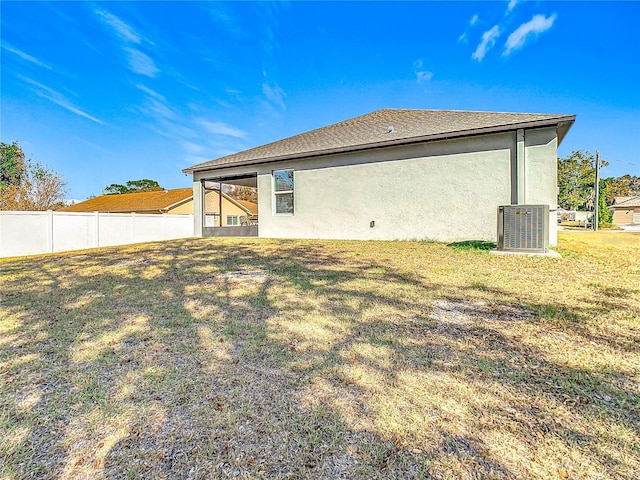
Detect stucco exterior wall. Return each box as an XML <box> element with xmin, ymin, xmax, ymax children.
<box><xmin>169</xmin><ymin>200</ymin><xmax>193</xmax><ymax>215</ymax></box>
<box><xmin>256</xmin><ymin>133</ymin><xmax>512</xmax><ymax>242</ymax></box>
<box><xmin>193</xmin><ymin>128</ymin><xmax>559</xmax><ymax>244</ymax></box>
<box><xmin>523</xmin><ymin>127</ymin><xmax>558</xmax><ymax>245</ymax></box>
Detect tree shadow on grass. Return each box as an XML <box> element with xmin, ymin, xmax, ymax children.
<box><xmin>0</xmin><ymin>238</ymin><xmax>637</xmax><ymax>479</ymax></box>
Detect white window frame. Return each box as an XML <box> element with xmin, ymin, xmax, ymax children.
<box><xmin>226</xmin><ymin>215</ymin><xmax>239</xmax><ymax>226</ymax></box>
<box><xmin>273</xmin><ymin>169</ymin><xmax>294</xmax><ymax>215</ymax></box>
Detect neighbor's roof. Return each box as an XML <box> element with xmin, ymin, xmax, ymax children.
<box><xmin>236</xmin><ymin>200</ymin><xmax>258</xmax><ymax>214</ymax></box>
<box><xmin>59</xmin><ymin>188</ymin><xmax>194</xmax><ymax>213</ymax></box>
<box><xmin>612</xmin><ymin>196</ymin><xmax>640</xmax><ymax>208</ymax></box>
<box><xmin>184</xmin><ymin>108</ymin><xmax>575</xmax><ymax>174</ymax></box>
<box><xmin>60</xmin><ymin>187</ymin><xmax>257</xmax><ymax>214</ymax></box>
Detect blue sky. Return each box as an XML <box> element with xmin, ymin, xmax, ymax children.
<box><xmin>1</xmin><ymin>1</ymin><xmax>639</xmax><ymax>200</ymax></box>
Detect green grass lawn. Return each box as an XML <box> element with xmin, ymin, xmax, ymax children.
<box><xmin>1</xmin><ymin>232</ymin><xmax>638</xmax><ymax>479</ymax></box>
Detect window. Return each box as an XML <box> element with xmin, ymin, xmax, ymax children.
<box><xmin>205</xmin><ymin>213</ymin><xmax>219</xmax><ymax>227</ymax></box>
<box><xmin>273</xmin><ymin>169</ymin><xmax>294</xmax><ymax>214</ymax></box>
<box><xmin>226</xmin><ymin>215</ymin><xmax>239</xmax><ymax>226</ymax></box>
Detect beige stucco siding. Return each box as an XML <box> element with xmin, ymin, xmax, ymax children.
<box><xmin>169</xmin><ymin>201</ymin><xmax>194</xmax><ymax>215</ymax></box>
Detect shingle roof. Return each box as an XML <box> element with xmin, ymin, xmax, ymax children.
<box><xmin>59</xmin><ymin>188</ymin><xmax>257</xmax><ymax>214</ymax></box>
<box><xmin>60</xmin><ymin>188</ymin><xmax>193</xmax><ymax>213</ymax></box>
<box><xmin>613</xmin><ymin>196</ymin><xmax>640</xmax><ymax>207</ymax></box>
<box><xmin>184</xmin><ymin>108</ymin><xmax>575</xmax><ymax>173</ymax></box>
<box><xmin>59</xmin><ymin>188</ymin><xmax>193</xmax><ymax>213</ymax></box>
<box><xmin>236</xmin><ymin>200</ymin><xmax>258</xmax><ymax>214</ymax></box>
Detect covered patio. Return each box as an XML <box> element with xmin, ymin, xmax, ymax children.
<box><xmin>199</xmin><ymin>173</ymin><xmax>258</xmax><ymax>237</ymax></box>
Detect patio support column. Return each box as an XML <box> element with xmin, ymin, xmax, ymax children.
<box><xmin>219</xmin><ymin>182</ymin><xmax>223</xmax><ymax>227</ymax></box>
<box><xmin>193</xmin><ymin>180</ymin><xmax>204</xmax><ymax>237</ymax></box>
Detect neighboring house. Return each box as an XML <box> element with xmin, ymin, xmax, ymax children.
<box><xmin>610</xmin><ymin>196</ymin><xmax>640</xmax><ymax>225</ymax></box>
<box><xmin>183</xmin><ymin>109</ymin><xmax>575</xmax><ymax>245</ymax></box>
<box><xmin>60</xmin><ymin>188</ymin><xmax>257</xmax><ymax>227</ymax></box>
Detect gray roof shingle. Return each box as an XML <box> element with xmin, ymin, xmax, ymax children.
<box><xmin>184</xmin><ymin>108</ymin><xmax>575</xmax><ymax>173</ymax></box>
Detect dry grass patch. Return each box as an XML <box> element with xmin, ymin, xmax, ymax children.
<box><xmin>0</xmin><ymin>231</ymin><xmax>638</xmax><ymax>479</ymax></box>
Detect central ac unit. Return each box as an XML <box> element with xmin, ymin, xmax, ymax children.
<box><xmin>497</xmin><ymin>205</ymin><xmax>549</xmax><ymax>252</ymax></box>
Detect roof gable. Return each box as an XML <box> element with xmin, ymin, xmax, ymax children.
<box><xmin>184</xmin><ymin>108</ymin><xmax>575</xmax><ymax>173</ymax></box>
<box><xmin>236</xmin><ymin>199</ymin><xmax>258</xmax><ymax>214</ymax></box>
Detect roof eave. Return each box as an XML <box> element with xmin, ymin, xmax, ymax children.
<box><xmin>164</xmin><ymin>197</ymin><xmax>193</xmax><ymax>210</ymax></box>
<box><xmin>184</xmin><ymin>115</ymin><xmax>577</xmax><ymax>174</ymax></box>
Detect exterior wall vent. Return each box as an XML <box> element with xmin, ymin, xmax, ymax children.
<box><xmin>497</xmin><ymin>205</ymin><xmax>549</xmax><ymax>252</ymax></box>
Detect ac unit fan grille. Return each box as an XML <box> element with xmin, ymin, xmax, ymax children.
<box><xmin>498</xmin><ymin>205</ymin><xmax>549</xmax><ymax>252</ymax></box>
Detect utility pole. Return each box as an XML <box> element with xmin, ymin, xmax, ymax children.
<box><xmin>594</xmin><ymin>150</ymin><xmax>600</xmax><ymax>231</ymax></box>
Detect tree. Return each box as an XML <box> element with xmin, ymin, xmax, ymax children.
<box><xmin>1</xmin><ymin>141</ymin><xmax>26</xmax><ymax>188</ymax></box>
<box><xmin>104</xmin><ymin>179</ymin><xmax>163</xmax><ymax>194</ymax></box>
<box><xmin>557</xmin><ymin>150</ymin><xmax>604</xmax><ymax>211</ymax></box>
<box><xmin>0</xmin><ymin>142</ymin><xmax>67</xmax><ymax>211</ymax></box>
<box><xmin>104</xmin><ymin>183</ymin><xmax>129</xmax><ymax>195</ymax></box>
<box><xmin>223</xmin><ymin>184</ymin><xmax>258</xmax><ymax>203</ymax></box>
<box><xmin>604</xmin><ymin>174</ymin><xmax>640</xmax><ymax>204</ymax></box>
<box><xmin>598</xmin><ymin>179</ymin><xmax>613</xmax><ymax>225</ymax></box>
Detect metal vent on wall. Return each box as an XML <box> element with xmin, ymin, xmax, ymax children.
<box><xmin>497</xmin><ymin>205</ymin><xmax>549</xmax><ymax>252</ymax></box>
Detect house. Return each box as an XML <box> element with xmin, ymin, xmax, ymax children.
<box><xmin>183</xmin><ymin>109</ymin><xmax>575</xmax><ymax>244</ymax></box>
<box><xmin>60</xmin><ymin>188</ymin><xmax>257</xmax><ymax>227</ymax></box>
<box><xmin>610</xmin><ymin>196</ymin><xmax>640</xmax><ymax>225</ymax></box>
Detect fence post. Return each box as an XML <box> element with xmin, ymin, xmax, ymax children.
<box><xmin>95</xmin><ymin>212</ymin><xmax>100</xmax><ymax>247</ymax></box>
<box><xmin>47</xmin><ymin>210</ymin><xmax>54</xmax><ymax>253</ymax></box>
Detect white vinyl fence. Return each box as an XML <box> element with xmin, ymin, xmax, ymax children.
<box><xmin>0</xmin><ymin>211</ymin><xmax>194</xmax><ymax>258</ymax></box>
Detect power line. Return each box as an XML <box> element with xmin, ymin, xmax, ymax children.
<box><xmin>603</xmin><ymin>157</ymin><xmax>640</xmax><ymax>168</ymax></box>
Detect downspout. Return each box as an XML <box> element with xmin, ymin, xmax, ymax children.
<box><xmin>512</xmin><ymin>129</ymin><xmax>526</xmax><ymax>204</ymax></box>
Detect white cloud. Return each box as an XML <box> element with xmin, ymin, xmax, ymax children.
<box><xmin>205</xmin><ymin>4</ymin><xmax>247</xmax><ymax>38</ymax></box>
<box><xmin>182</xmin><ymin>141</ymin><xmax>206</xmax><ymax>154</ymax></box>
<box><xmin>507</xmin><ymin>0</ymin><xmax>519</xmax><ymax>13</ymax></box>
<box><xmin>416</xmin><ymin>71</ymin><xmax>434</xmax><ymax>83</ymax></box>
<box><xmin>2</xmin><ymin>43</ymin><xmax>52</xmax><ymax>70</ymax></box>
<box><xmin>199</xmin><ymin>121</ymin><xmax>247</xmax><ymax>139</ymax></box>
<box><xmin>94</xmin><ymin>7</ymin><xmax>141</xmax><ymax>44</ymax></box>
<box><xmin>136</xmin><ymin>84</ymin><xmax>165</xmax><ymax>100</ymax></box>
<box><xmin>146</xmin><ymin>98</ymin><xmax>176</xmax><ymax>120</ymax></box>
<box><xmin>40</xmin><ymin>94</ymin><xmax>105</xmax><ymax>125</ymax></box>
<box><xmin>459</xmin><ymin>14</ymin><xmax>480</xmax><ymax>43</ymax></box>
<box><xmin>73</xmin><ymin>136</ymin><xmax>111</xmax><ymax>154</ymax></box>
<box><xmin>262</xmin><ymin>83</ymin><xmax>286</xmax><ymax>110</ymax></box>
<box><xmin>503</xmin><ymin>14</ymin><xmax>558</xmax><ymax>57</ymax></box>
<box><xmin>20</xmin><ymin>76</ymin><xmax>104</xmax><ymax>124</ymax></box>
<box><xmin>413</xmin><ymin>59</ymin><xmax>433</xmax><ymax>83</ymax></box>
<box><xmin>472</xmin><ymin>25</ymin><xmax>501</xmax><ymax>61</ymax></box>
<box><xmin>94</xmin><ymin>7</ymin><xmax>158</xmax><ymax>77</ymax></box>
<box><xmin>125</xmin><ymin>48</ymin><xmax>158</xmax><ymax>77</ymax></box>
